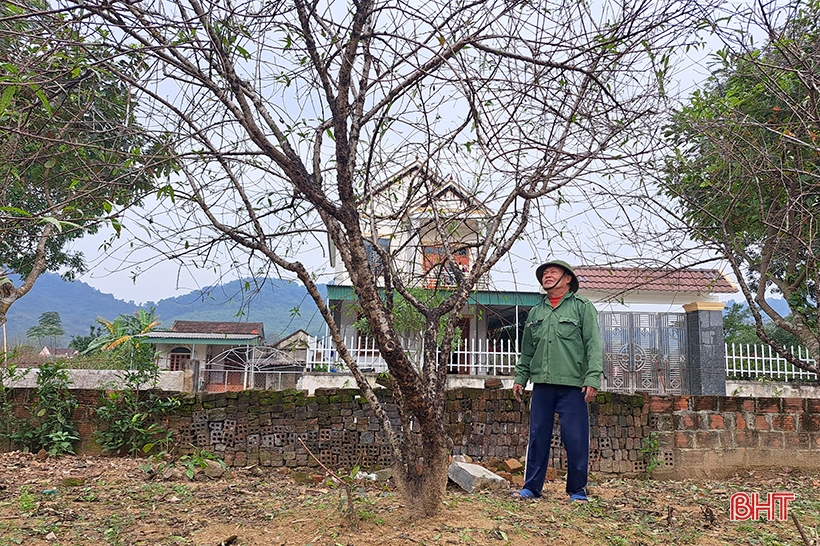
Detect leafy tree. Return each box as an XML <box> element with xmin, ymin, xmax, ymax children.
<box><xmin>68</xmin><ymin>324</ymin><xmax>104</xmax><ymax>353</ymax></box>
<box><xmin>723</xmin><ymin>303</ymin><xmax>759</xmax><ymax>346</ymax></box>
<box><xmin>663</xmin><ymin>2</ymin><xmax>820</xmax><ymax>373</ymax></box>
<box><xmin>764</xmin><ymin>319</ymin><xmax>804</xmax><ymax>350</ymax></box>
<box><xmin>0</xmin><ymin>0</ymin><xmax>175</xmax><ymax>330</ymax></box>
<box><xmin>725</xmin><ymin>301</ymin><xmax>806</xmax><ymax>350</ymax></box>
<box><xmin>61</xmin><ymin>0</ymin><xmax>706</xmax><ymax>515</ymax></box>
<box><xmin>26</xmin><ymin>310</ymin><xmax>64</xmax><ymax>351</ymax></box>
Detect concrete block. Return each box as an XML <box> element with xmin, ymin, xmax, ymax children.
<box><xmin>448</xmin><ymin>461</ymin><xmax>508</xmax><ymax>493</ymax></box>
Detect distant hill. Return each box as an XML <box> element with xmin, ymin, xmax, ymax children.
<box><xmin>3</xmin><ymin>273</ymin><xmax>326</xmax><ymax>347</ymax></box>
<box><xmin>724</xmin><ymin>298</ymin><xmax>792</xmax><ymax>319</ymax></box>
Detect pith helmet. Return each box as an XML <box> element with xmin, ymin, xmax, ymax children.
<box><xmin>535</xmin><ymin>260</ymin><xmax>580</xmax><ymax>293</ymax></box>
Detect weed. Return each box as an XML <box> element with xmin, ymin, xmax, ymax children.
<box><xmin>357</xmin><ymin>508</ymin><xmax>384</xmax><ymax>524</ymax></box>
<box><xmin>139</xmin><ymin>483</ymin><xmax>167</xmax><ymax>500</ymax></box>
<box><xmin>76</xmin><ymin>487</ymin><xmax>99</xmax><ymax>502</ymax></box>
<box><xmin>171</xmin><ymin>483</ymin><xmax>191</xmax><ymax>499</ymax></box>
<box><xmin>17</xmin><ymin>487</ymin><xmax>37</xmax><ymax>512</ymax></box>
<box><xmin>639</xmin><ymin>431</ymin><xmax>662</xmax><ymax>478</ymax></box>
<box><xmin>177</xmin><ymin>448</ymin><xmax>224</xmax><ymax>479</ymax></box>
<box><xmin>142</xmin><ymin>447</ymin><xmax>225</xmax><ymax>480</ymax></box>
<box><xmin>457</xmin><ymin>528</ymin><xmax>474</xmax><ymax>542</ymax></box>
<box><xmin>99</xmin><ymin>514</ymin><xmax>133</xmax><ymax>546</ymax></box>
<box><xmin>0</xmin><ymin>362</ymin><xmax>28</xmax><ymax>443</ymax></box>
<box><xmin>606</xmin><ymin>537</ymin><xmax>630</xmax><ymax>546</ymax></box>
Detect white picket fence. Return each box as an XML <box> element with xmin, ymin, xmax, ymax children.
<box><xmin>305</xmin><ymin>335</ymin><xmax>518</xmax><ymax>375</ymax></box>
<box><xmin>725</xmin><ymin>343</ymin><xmax>818</xmax><ymax>381</ymax></box>
<box><xmin>306</xmin><ymin>339</ymin><xmax>818</xmax><ymax>381</ymax></box>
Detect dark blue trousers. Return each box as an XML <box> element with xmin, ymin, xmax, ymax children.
<box><xmin>523</xmin><ymin>383</ymin><xmax>589</xmax><ymax>497</ymax></box>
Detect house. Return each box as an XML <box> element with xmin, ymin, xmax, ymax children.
<box><xmin>310</xmin><ymin>161</ymin><xmax>738</xmax><ymax>395</ymax></box>
<box><xmin>575</xmin><ymin>267</ymin><xmax>737</xmax><ymax>311</ymax></box>
<box><xmin>274</xmin><ymin>329</ymin><xmax>313</xmax><ymax>362</ymax></box>
<box><xmin>145</xmin><ymin>320</ymin><xmax>269</xmax><ymax>392</ymax></box>
<box><xmin>38</xmin><ymin>347</ymin><xmax>78</xmax><ymax>358</ymax></box>
<box><xmin>322</xmin><ymin>161</ymin><xmax>530</xmax><ymax>376</ymax></box>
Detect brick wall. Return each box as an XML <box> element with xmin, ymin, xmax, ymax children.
<box><xmin>5</xmin><ymin>387</ymin><xmax>820</xmax><ymax>478</ymax></box>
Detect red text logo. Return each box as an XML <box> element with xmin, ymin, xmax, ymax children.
<box><xmin>730</xmin><ymin>492</ymin><xmax>795</xmax><ymax>521</ymax></box>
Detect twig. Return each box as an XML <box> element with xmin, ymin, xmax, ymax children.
<box><xmin>297</xmin><ymin>437</ymin><xmax>357</xmax><ymax>526</ymax></box>
<box><xmin>701</xmin><ymin>505</ymin><xmax>716</xmax><ymax>526</ymax></box>
<box><xmin>791</xmin><ymin>512</ymin><xmax>812</xmax><ymax>546</ymax></box>
<box><xmin>667</xmin><ymin>506</ymin><xmax>674</xmax><ymax>527</ymax></box>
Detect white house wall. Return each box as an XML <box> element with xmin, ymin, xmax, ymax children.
<box><xmin>154</xmin><ymin>343</ymin><xmax>210</xmax><ymax>369</ymax></box>
<box><xmin>581</xmin><ymin>289</ymin><xmax>723</xmax><ymax>313</ymax></box>
<box><xmin>334</xmin><ymin>164</ymin><xmax>490</xmax><ymax>287</ymax></box>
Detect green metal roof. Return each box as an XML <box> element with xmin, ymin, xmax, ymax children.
<box><xmin>326</xmin><ymin>284</ymin><xmax>543</xmax><ymax>307</ymax></box>
<box><xmin>144</xmin><ymin>332</ymin><xmax>262</xmax><ymax>346</ymax></box>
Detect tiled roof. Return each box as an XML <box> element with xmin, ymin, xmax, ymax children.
<box><xmin>574</xmin><ymin>267</ymin><xmax>736</xmax><ymax>294</ymax></box>
<box><xmin>171</xmin><ymin>321</ymin><xmax>265</xmax><ymax>337</ymax></box>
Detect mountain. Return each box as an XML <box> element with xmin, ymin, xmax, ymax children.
<box><xmin>3</xmin><ymin>272</ymin><xmax>326</xmax><ymax>346</ymax></box>
<box><xmin>723</xmin><ymin>297</ymin><xmax>792</xmax><ymax>319</ymax></box>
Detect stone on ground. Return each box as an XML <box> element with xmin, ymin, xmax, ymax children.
<box><xmin>503</xmin><ymin>458</ymin><xmax>523</xmax><ymax>472</ymax></box>
<box><xmin>448</xmin><ymin>461</ymin><xmax>508</xmax><ymax>493</ymax></box>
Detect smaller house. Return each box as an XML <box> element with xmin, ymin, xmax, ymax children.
<box><xmin>274</xmin><ymin>329</ymin><xmax>313</xmax><ymax>363</ymax></box>
<box><xmin>38</xmin><ymin>347</ymin><xmax>78</xmax><ymax>358</ymax></box>
<box><xmin>145</xmin><ymin>321</ymin><xmax>265</xmax><ymax>392</ymax></box>
<box><xmin>575</xmin><ymin>267</ymin><xmax>737</xmax><ymax>311</ymax></box>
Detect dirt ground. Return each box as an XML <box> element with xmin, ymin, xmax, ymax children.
<box><xmin>2</xmin><ymin>451</ymin><xmax>819</xmax><ymax>546</ymax></box>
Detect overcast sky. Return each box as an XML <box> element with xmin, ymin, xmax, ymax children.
<box><xmin>66</xmin><ymin>2</ymin><xmax>765</xmax><ymax>305</ymax></box>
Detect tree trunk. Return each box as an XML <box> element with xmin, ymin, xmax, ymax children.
<box><xmin>393</xmin><ymin>418</ymin><xmax>451</xmax><ymax>518</ymax></box>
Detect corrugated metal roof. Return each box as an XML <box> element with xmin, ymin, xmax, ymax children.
<box><xmin>326</xmin><ymin>284</ymin><xmax>543</xmax><ymax>306</ymax></box>
<box><xmin>144</xmin><ymin>332</ymin><xmax>262</xmax><ymax>346</ymax></box>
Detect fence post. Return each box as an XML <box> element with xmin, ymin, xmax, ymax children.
<box><xmin>683</xmin><ymin>302</ymin><xmax>727</xmax><ymax>396</ymax></box>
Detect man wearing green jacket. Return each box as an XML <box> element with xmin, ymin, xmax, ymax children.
<box><xmin>512</xmin><ymin>260</ymin><xmax>603</xmax><ymax>503</ymax></box>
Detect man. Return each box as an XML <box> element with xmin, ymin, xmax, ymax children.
<box><xmin>512</xmin><ymin>260</ymin><xmax>602</xmax><ymax>503</ymax></box>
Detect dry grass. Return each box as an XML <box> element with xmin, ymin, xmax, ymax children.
<box><xmin>1</xmin><ymin>451</ymin><xmax>819</xmax><ymax>545</ymax></box>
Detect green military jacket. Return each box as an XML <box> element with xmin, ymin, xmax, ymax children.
<box><xmin>514</xmin><ymin>291</ymin><xmax>603</xmax><ymax>389</ymax></box>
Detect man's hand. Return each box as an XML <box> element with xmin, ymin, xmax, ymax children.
<box><xmin>581</xmin><ymin>386</ymin><xmax>598</xmax><ymax>403</ymax></box>
<box><xmin>513</xmin><ymin>383</ymin><xmax>524</xmax><ymax>404</ymax></box>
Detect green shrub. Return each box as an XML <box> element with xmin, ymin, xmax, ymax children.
<box><xmin>7</xmin><ymin>361</ymin><xmax>79</xmax><ymax>456</ymax></box>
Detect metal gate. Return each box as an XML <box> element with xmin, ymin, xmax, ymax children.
<box><xmin>599</xmin><ymin>312</ymin><xmax>687</xmax><ymax>395</ymax></box>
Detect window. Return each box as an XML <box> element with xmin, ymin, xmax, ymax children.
<box><xmin>364</xmin><ymin>237</ymin><xmax>391</xmax><ymax>276</ymax></box>
<box><xmin>423</xmin><ymin>246</ymin><xmax>469</xmax><ymax>287</ymax></box>
<box><xmin>168</xmin><ymin>347</ymin><xmax>191</xmax><ymax>371</ymax></box>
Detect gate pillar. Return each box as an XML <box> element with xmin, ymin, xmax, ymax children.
<box><xmin>683</xmin><ymin>302</ymin><xmax>726</xmax><ymax>396</ymax></box>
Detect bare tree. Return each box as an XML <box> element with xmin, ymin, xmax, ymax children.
<box><xmin>54</xmin><ymin>0</ymin><xmax>707</xmax><ymax>515</ymax></box>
